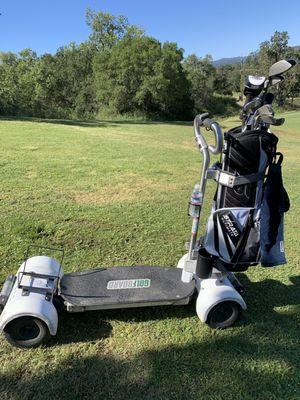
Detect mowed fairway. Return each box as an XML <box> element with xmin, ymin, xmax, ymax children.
<box><xmin>0</xmin><ymin>113</ymin><xmax>299</xmax><ymax>400</ymax></box>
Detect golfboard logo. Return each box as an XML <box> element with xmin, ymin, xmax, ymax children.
<box><xmin>107</xmin><ymin>279</ymin><xmax>151</xmax><ymax>290</ymax></box>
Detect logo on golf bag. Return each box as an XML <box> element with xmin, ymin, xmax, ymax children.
<box><xmin>107</xmin><ymin>279</ymin><xmax>151</xmax><ymax>290</ymax></box>
<box><xmin>219</xmin><ymin>211</ymin><xmax>241</xmax><ymax>246</ymax></box>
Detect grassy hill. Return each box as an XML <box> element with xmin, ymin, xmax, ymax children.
<box><xmin>0</xmin><ymin>112</ymin><xmax>299</xmax><ymax>400</ymax></box>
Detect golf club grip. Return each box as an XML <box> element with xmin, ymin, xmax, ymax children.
<box><xmin>264</xmin><ymin>92</ymin><xmax>274</xmax><ymax>105</ymax></box>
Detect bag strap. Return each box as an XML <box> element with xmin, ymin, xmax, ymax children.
<box><xmin>230</xmin><ymin>209</ymin><xmax>254</xmax><ymax>264</ymax></box>
<box><xmin>207</xmin><ymin>165</ymin><xmax>265</xmax><ymax>188</ymax></box>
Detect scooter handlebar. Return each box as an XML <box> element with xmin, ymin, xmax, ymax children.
<box><xmin>194</xmin><ymin>114</ymin><xmax>223</xmax><ymax>155</ymax></box>
<box><xmin>209</xmin><ymin>122</ymin><xmax>223</xmax><ymax>155</ymax></box>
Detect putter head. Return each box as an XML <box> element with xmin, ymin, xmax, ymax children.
<box><xmin>259</xmin><ymin>115</ymin><xmax>285</xmax><ymax>126</ymax></box>
<box><xmin>256</xmin><ymin>105</ymin><xmax>285</xmax><ymax>126</ymax></box>
<box><xmin>257</xmin><ymin>104</ymin><xmax>274</xmax><ymax>116</ymax></box>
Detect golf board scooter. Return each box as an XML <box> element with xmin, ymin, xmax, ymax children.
<box><xmin>0</xmin><ymin>116</ymin><xmax>245</xmax><ymax>348</ymax></box>
<box><xmin>0</xmin><ymin>58</ymin><xmax>295</xmax><ymax>348</ymax></box>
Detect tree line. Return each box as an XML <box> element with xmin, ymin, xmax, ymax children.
<box><xmin>0</xmin><ymin>9</ymin><xmax>299</xmax><ymax>121</ymax></box>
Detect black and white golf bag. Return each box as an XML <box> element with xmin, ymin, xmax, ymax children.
<box><xmin>203</xmin><ymin>126</ymin><xmax>289</xmax><ymax>271</ymax></box>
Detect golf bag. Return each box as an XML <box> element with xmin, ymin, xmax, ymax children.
<box><xmin>203</xmin><ymin>126</ymin><xmax>289</xmax><ymax>271</ymax></box>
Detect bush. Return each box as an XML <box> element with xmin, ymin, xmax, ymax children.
<box><xmin>207</xmin><ymin>94</ymin><xmax>241</xmax><ymax>117</ymax></box>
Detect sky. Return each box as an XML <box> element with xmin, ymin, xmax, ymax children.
<box><xmin>0</xmin><ymin>0</ymin><xmax>299</xmax><ymax>60</ymax></box>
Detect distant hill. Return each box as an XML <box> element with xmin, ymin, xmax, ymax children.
<box><xmin>213</xmin><ymin>45</ymin><xmax>299</xmax><ymax>67</ymax></box>
<box><xmin>213</xmin><ymin>56</ymin><xmax>245</xmax><ymax>67</ymax></box>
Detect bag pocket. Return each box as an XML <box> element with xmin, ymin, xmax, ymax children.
<box><xmin>204</xmin><ymin>207</ymin><xmax>260</xmax><ymax>264</ymax></box>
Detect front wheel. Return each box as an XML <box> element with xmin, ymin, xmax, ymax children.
<box><xmin>4</xmin><ymin>317</ymin><xmax>50</xmax><ymax>348</ymax></box>
<box><xmin>206</xmin><ymin>301</ymin><xmax>241</xmax><ymax>329</ymax></box>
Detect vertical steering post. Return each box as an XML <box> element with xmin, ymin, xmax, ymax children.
<box><xmin>190</xmin><ymin>118</ymin><xmax>223</xmax><ymax>255</ymax></box>
<box><xmin>182</xmin><ymin>116</ymin><xmax>223</xmax><ymax>282</ymax></box>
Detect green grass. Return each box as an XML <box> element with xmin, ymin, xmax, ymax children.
<box><xmin>0</xmin><ymin>113</ymin><xmax>299</xmax><ymax>400</ymax></box>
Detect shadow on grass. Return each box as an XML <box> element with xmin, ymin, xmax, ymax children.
<box><xmin>0</xmin><ymin>115</ymin><xmax>192</xmax><ymax>128</ymax></box>
<box><xmin>1</xmin><ymin>276</ymin><xmax>299</xmax><ymax>399</ymax></box>
<box><xmin>50</xmin><ymin>301</ymin><xmax>196</xmax><ymax>347</ymax></box>
<box><xmin>52</xmin><ymin>312</ymin><xmax>113</xmax><ymax>346</ymax></box>
<box><xmin>0</xmin><ymin>116</ymin><xmax>117</xmax><ymax>128</ymax></box>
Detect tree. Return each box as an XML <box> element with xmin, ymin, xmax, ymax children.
<box><xmin>183</xmin><ymin>54</ymin><xmax>216</xmax><ymax>113</ymax></box>
<box><xmin>0</xmin><ymin>49</ymin><xmax>39</xmax><ymax>116</ymax></box>
<box><xmin>25</xmin><ymin>42</ymin><xmax>97</xmax><ymax>119</ymax></box>
<box><xmin>93</xmin><ymin>36</ymin><xmax>192</xmax><ymax>119</ymax></box>
<box><xmin>145</xmin><ymin>42</ymin><xmax>193</xmax><ymax>119</ymax></box>
<box><xmin>0</xmin><ymin>52</ymin><xmax>19</xmax><ymax>114</ymax></box>
<box><xmin>86</xmin><ymin>8</ymin><xmax>144</xmax><ymax>51</ymax></box>
<box><xmin>214</xmin><ymin>65</ymin><xmax>236</xmax><ymax>95</ymax></box>
<box><xmin>280</xmin><ymin>48</ymin><xmax>300</xmax><ymax>107</ymax></box>
<box><xmin>0</xmin><ymin>16</ymin><xmax>298</xmax><ymax>120</ymax></box>
<box><xmin>54</xmin><ymin>42</ymin><xmax>97</xmax><ymax>118</ymax></box>
<box><xmin>261</xmin><ymin>31</ymin><xmax>290</xmax><ymax>63</ymax></box>
<box><xmin>94</xmin><ymin>36</ymin><xmax>161</xmax><ymax>114</ymax></box>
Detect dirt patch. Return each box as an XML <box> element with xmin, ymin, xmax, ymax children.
<box><xmin>0</xmin><ymin>192</ymin><xmax>12</xmax><ymax>201</ymax></box>
<box><xmin>25</xmin><ymin>169</ymin><xmax>38</xmax><ymax>179</ymax></box>
<box><xmin>22</xmin><ymin>145</ymin><xmax>39</xmax><ymax>151</ymax></box>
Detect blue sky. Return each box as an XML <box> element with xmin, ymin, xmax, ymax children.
<box><xmin>0</xmin><ymin>0</ymin><xmax>299</xmax><ymax>59</ymax></box>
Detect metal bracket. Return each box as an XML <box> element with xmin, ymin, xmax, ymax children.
<box><xmin>17</xmin><ymin>244</ymin><xmax>64</xmax><ymax>301</ymax></box>
<box><xmin>184</xmin><ymin>259</ymin><xmax>197</xmax><ymax>273</ymax></box>
<box><xmin>206</xmin><ymin>167</ymin><xmax>264</xmax><ymax>188</ymax></box>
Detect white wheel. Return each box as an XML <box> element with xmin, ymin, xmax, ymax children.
<box><xmin>4</xmin><ymin>317</ymin><xmax>50</xmax><ymax>348</ymax></box>
<box><xmin>205</xmin><ymin>301</ymin><xmax>241</xmax><ymax>329</ymax></box>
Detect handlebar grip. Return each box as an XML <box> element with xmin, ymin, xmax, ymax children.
<box><xmin>195</xmin><ymin>113</ymin><xmax>209</xmax><ymax>126</ymax></box>
<box><xmin>203</xmin><ymin>118</ymin><xmax>214</xmax><ymax>130</ymax></box>
<box><xmin>194</xmin><ymin>115</ymin><xmax>223</xmax><ymax>155</ymax></box>
<box><xmin>194</xmin><ymin>113</ymin><xmax>214</xmax><ymax>130</ymax></box>
<box><xmin>199</xmin><ymin>112</ymin><xmax>210</xmax><ymax>121</ymax></box>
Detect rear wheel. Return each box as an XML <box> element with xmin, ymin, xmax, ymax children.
<box><xmin>206</xmin><ymin>301</ymin><xmax>240</xmax><ymax>329</ymax></box>
<box><xmin>4</xmin><ymin>317</ymin><xmax>50</xmax><ymax>348</ymax></box>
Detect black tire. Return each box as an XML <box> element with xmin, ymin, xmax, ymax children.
<box><xmin>4</xmin><ymin>317</ymin><xmax>51</xmax><ymax>348</ymax></box>
<box><xmin>206</xmin><ymin>301</ymin><xmax>240</xmax><ymax>329</ymax></box>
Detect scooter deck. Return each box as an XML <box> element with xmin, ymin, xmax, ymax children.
<box><xmin>60</xmin><ymin>266</ymin><xmax>195</xmax><ymax>311</ymax></box>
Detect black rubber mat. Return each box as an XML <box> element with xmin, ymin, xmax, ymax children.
<box><xmin>60</xmin><ymin>266</ymin><xmax>195</xmax><ymax>307</ymax></box>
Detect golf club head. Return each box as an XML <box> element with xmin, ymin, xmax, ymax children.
<box><xmin>259</xmin><ymin>114</ymin><xmax>285</xmax><ymax>126</ymax></box>
<box><xmin>256</xmin><ymin>104</ymin><xmax>285</xmax><ymax>126</ymax></box>
<box><xmin>243</xmin><ymin>76</ymin><xmax>266</xmax><ymax>101</ymax></box>
<box><xmin>257</xmin><ymin>104</ymin><xmax>274</xmax><ymax>116</ymax></box>
<box><xmin>269</xmin><ymin>75</ymin><xmax>284</xmax><ymax>86</ymax></box>
<box><xmin>272</xmin><ymin>117</ymin><xmax>285</xmax><ymax>126</ymax></box>
<box><xmin>247</xmin><ymin>75</ymin><xmax>266</xmax><ymax>88</ymax></box>
<box><xmin>268</xmin><ymin>59</ymin><xmax>296</xmax><ymax>78</ymax></box>
<box><xmin>264</xmin><ymin>75</ymin><xmax>285</xmax><ymax>88</ymax></box>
